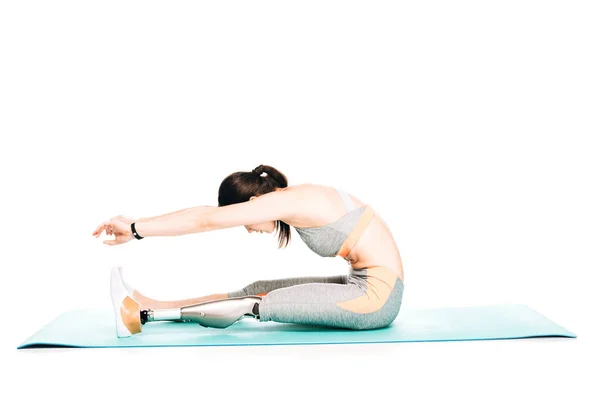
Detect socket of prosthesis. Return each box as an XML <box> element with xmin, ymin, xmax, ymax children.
<box><xmin>142</xmin><ymin>296</ymin><xmax>263</xmax><ymax>329</ymax></box>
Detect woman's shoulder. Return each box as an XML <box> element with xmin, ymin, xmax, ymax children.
<box><xmin>284</xmin><ymin>183</ymin><xmax>332</xmax><ymax>194</ymax></box>
<box><xmin>283</xmin><ymin>183</ymin><xmax>337</xmax><ymax>203</ymax></box>
<box><xmin>284</xmin><ymin>183</ymin><xmax>367</xmax><ymax>214</ymax></box>
<box><xmin>286</xmin><ymin>184</ymin><xmax>364</xmax><ymax>206</ymax></box>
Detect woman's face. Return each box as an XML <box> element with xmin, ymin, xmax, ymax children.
<box><xmin>245</xmin><ymin>221</ymin><xmax>276</xmax><ymax>234</ymax></box>
<box><xmin>245</xmin><ymin>194</ymin><xmax>276</xmax><ymax>234</ymax></box>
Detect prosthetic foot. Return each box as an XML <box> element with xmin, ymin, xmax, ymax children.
<box><xmin>110</xmin><ymin>267</ymin><xmax>142</xmax><ymax>337</ymax></box>
<box><xmin>141</xmin><ymin>296</ymin><xmax>263</xmax><ymax>329</ymax></box>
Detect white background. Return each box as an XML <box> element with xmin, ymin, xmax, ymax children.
<box><xmin>1</xmin><ymin>1</ymin><xmax>598</xmax><ymax>399</ymax></box>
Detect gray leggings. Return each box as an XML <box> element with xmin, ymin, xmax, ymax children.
<box><xmin>227</xmin><ymin>266</ymin><xmax>404</xmax><ymax>330</ymax></box>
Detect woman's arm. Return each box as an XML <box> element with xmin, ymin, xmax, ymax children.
<box><xmin>134</xmin><ymin>206</ymin><xmax>211</xmax><ymax>237</ymax></box>
<box><xmin>134</xmin><ymin>189</ymin><xmax>299</xmax><ymax>238</ymax></box>
<box><xmin>135</xmin><ymin>208</ymin><xmax>194</xmax><ymax>223</ymax></box>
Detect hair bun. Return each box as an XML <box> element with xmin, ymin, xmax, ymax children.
<box><xmin>252</xmin><ymin>165</ymin><xmax>264</xmax><ymax>175</ymax></box>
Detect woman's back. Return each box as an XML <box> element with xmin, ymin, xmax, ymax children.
<box><xmin>283</xmin><ymin>183</ymin><xmax>404</xmax><ymax>281</ymax></box>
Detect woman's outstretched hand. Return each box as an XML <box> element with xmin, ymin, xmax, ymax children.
<box><xmin>92</xmin><ymin>215</ymin><xmax>135</xmax><ymax>246</ymax></box>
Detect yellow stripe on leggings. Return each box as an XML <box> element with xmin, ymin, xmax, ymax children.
<box><xmin>336</xmin><ymin>266</ymin><xmax>399</xmax><ymax>314</ymax></box>
<box><xmin>337</xmin><ymin>205</ymin><xmax>375</xmax><ymax>258</ymax></box>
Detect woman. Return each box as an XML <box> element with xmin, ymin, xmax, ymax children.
<box><xmin>94</xmin><ymin>164</ymin><xmax>405</xmax><ymax>337</ymax></box>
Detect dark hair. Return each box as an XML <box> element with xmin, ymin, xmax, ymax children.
<box><xmin>218</xmin><ymin>164</ymin><xmax>291</xmax><ymax>249</ymax></box>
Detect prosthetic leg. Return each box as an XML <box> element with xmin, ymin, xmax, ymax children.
<box><xmin>141</xmin><ymin>296</ymin><xmax>262</xmax><ymax>328</ymax></box>
<box><xmin>110</xmin><ymin>267</ymin><xmax>262</xmax><ymax>338</ymax></box>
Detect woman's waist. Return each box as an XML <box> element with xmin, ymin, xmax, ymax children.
<box><xmin>347</xmin><ymin>263</ymin><xmax>404</xmax><ymax>283</ymax></box>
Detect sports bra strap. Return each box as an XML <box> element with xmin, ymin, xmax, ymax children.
<box><xmin>335</xmin><ymin>188</ymin><xmax>355</xmax><ymax>212</ymax></box>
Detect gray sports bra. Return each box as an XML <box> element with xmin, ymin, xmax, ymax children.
<box><xmin>294</xmin><ymin>188</ymin><xmax>369</xmax><ymax>258</ymax></box>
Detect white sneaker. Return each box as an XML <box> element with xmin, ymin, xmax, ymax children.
<box><xmin>116</xmin><ymin>266</ymin><xmax>135</xmax><ymax>297</ymax></box>
<box><xmin>110</xmin><ymin>267</ymin><xmax>142</xmax><ymax>338</ymax></box>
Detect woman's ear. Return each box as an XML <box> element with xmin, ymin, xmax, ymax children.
<box><xmin>249</xmin><ymin>196</ymin><xmax>257</xmax><ymax>201</ymax></box>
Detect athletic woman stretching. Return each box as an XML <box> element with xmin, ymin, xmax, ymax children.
<box><xmin>92</xmin><ymin>164</ymin><xmax>405</xmax><ymax>337</ymax></box>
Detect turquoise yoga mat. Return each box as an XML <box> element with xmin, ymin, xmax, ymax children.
<box><xmin>17</xmin><ymin>304</ymin><xmax>575</xmax><ymax>349</ymax></box>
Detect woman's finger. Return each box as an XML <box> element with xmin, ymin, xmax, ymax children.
<box><xmin>93</xmin><ymin>221</ymin><xmax>111</xmax><ymax>236</ymax></box>
<box><xmin>93</xmin><ymin>226</ymin><xmax>106</xmax><ymax>237</ymax></box>
<box><xmin>92</xmin><ymin>223</ymin><xmax>105</xmax><ymax>236</ymax></box>
<box><xmin>103</xmin><ymin>239</ymin><xmax>117</xmax><ymax>246</ymax></box>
